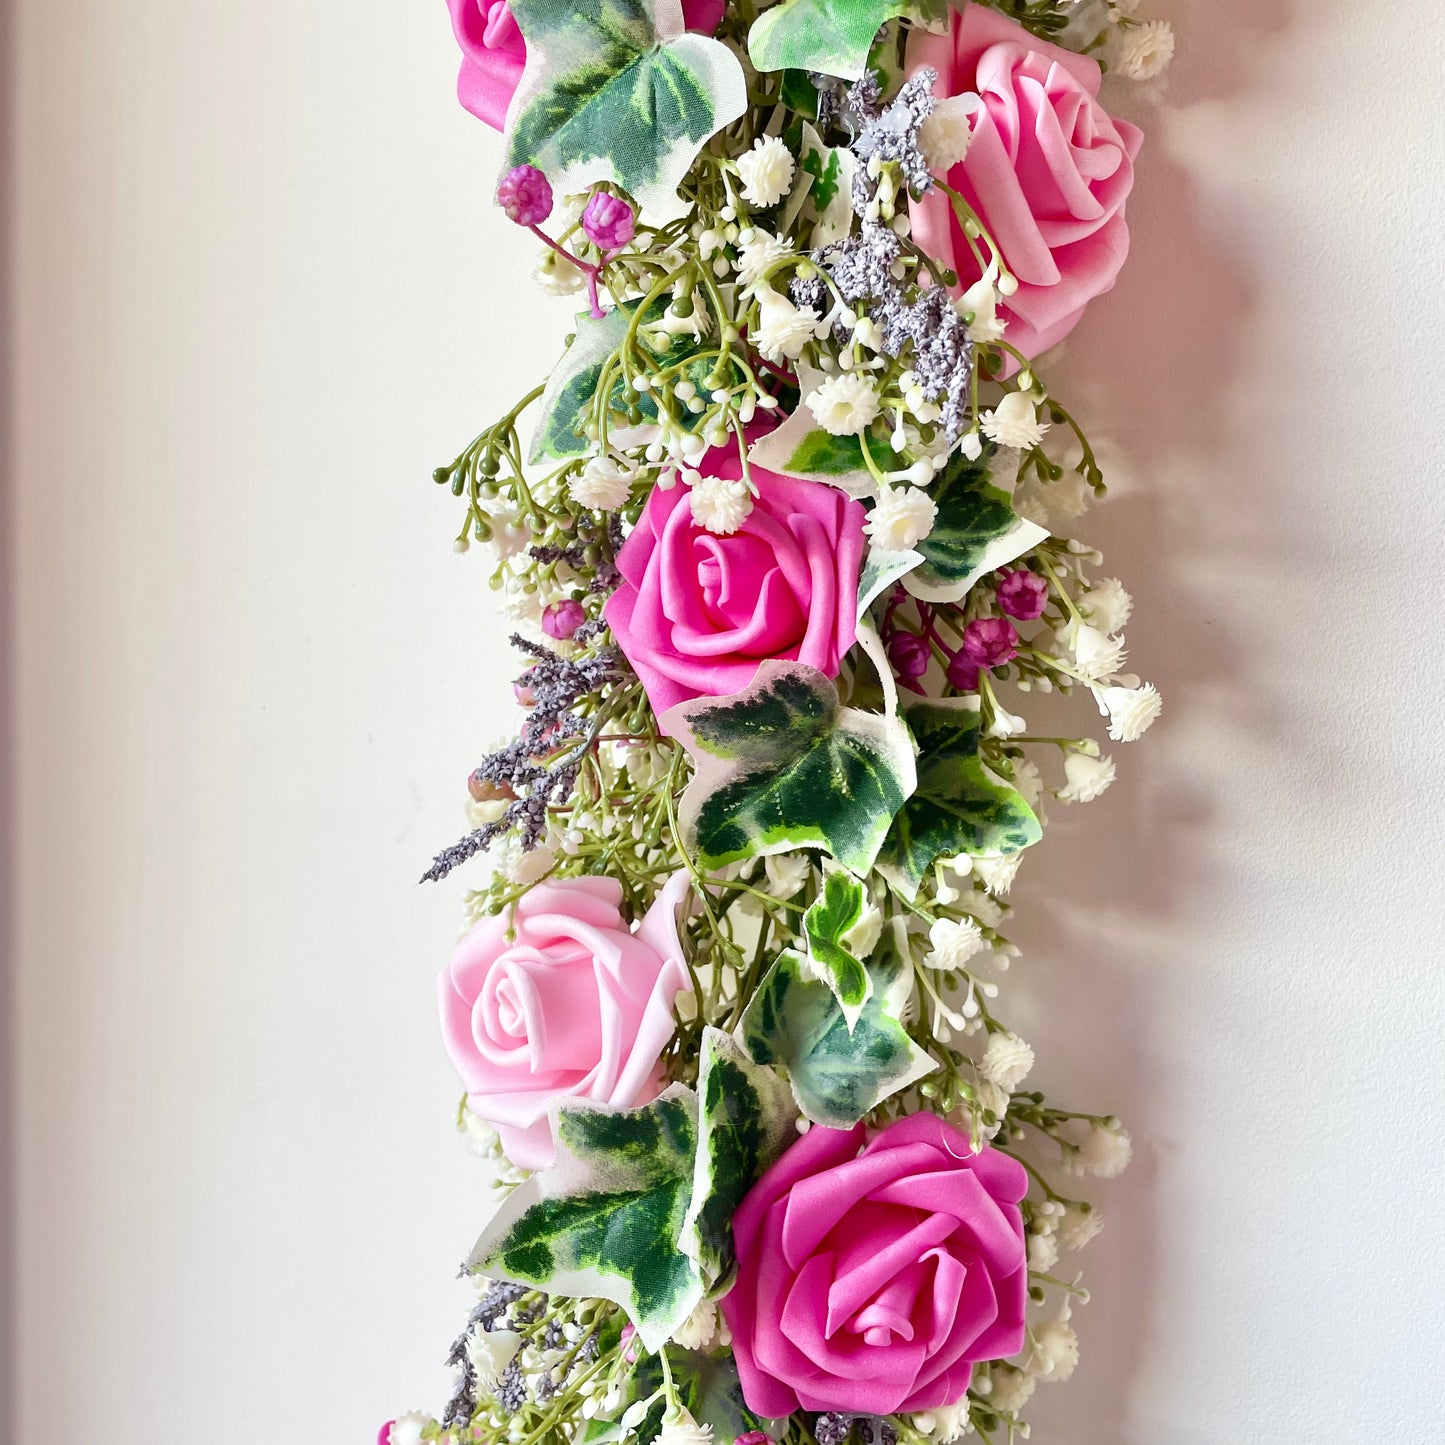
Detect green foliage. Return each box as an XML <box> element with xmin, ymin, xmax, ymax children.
<box><xmin>668</xmin><ymin>662</ymin><xmax>917</xmax><ymax>875</ymax></box>
<box><xmin>878</xmin><ymin>696</ymin><xmax>1042</xmax><ymax>893</ymax></box>
<box><xmin>801</xmin><ymin>869</ymin><xmax>872</xmax><ymax>1029</ymax></box>
<box><xmin>740</xmin><ymin>949</ymin><xmax>936</xmax><ymax>1126</ymax></box>
<box><xmin>748</xmin><ymin>0</ymin><xmax>945</xmax><ymax>80</ymax></box>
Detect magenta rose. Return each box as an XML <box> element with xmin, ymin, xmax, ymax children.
<box><xmin>909</xmin><ymin>4</ymin><xmax>1143</xmax><ymax>360</ymax></box>
<box><xmin>604</xmin><ymin>453</ymin><xmax>866</xmax><ymax>720</ymax></box>
<box><xmin>437</xmin><ymin>873</ymin><xmax>691</xmax><ymax>1170</ymax></box>
<box><xmin>721</xmin><ymin>1114</ymin><xmax>1028</xmax><ymax>1417</ymax></box>
<box><xmin>447</xmin><ymin>0</ymin><xmax>728</xmax><ymax>132</ymax></box>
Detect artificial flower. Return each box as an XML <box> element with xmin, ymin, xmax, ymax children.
<box><xmin>496</xmin><ymin>164</ymin><xmax>553</xmax><ymax>227</ymax></box>
<box><xmin>1081</xmin><ymin>577</ymin><xmax>1133</xmax><ymax>635</ymax></box>
<box><xmin>1068</xmin><ymin>621</ymin><xmax>1127</xmax><ymax>680</ymax></box>
<box><xmin>867</xmin><ymin>486</ymin><xmax>938</xmax><ymax>551</ymax></box>
<box><xmin>806</xmin><ymin>373</ymin><xmax>882</xmax><ymax>436</ymax></box>
<box><xmin>984</xmin><ymin>1366</ymin><xmax>1036</xmax><ymax>1412</ymax></box>
<box><xmin>959</xmin><ymin>270</ymin><xmax>1007</xmax><ymax>345</ymax></box>
<box><xmin>1117</xmin><ymin>19</ymin><xmax>1175</xmax><ymax>80</ymax></box>
<box><xmin>1059</xmin><ymin>1204</ymin><xmax>1105</xmax><ymax>1252</ymax></box>
<box><xmin>604</xmin><ymin>452</ymin><xmax>865</xmax><ymax>718</ymax></box>
<box><xmin>979</xmin><ymin>1030</ymin><xmax>1035</xmax><ymax>1092</ymax></box>
<box><xmin>1059</xmin><ymin>750</ymin><xmax>1116</xmax><ymax>803</ymax></box>
<box><xmin>381</xmin><ymin>1415</ymin><xmax>433</xmax><ymax>1445</ymax></box>
<box><xmin>995</xmin><ymin>568</ymin><xmax>1048</xmax><ymax>620</ymax></box>
<box><xmin>752</xmin><ymin>287</ymin><xmax>821</xmax><ymax>362</ymax></box>
<box><xmin>1095</xmin><ymin>682</ymin><xmax>1162</xmax><ymax>741</ymax></box>
<box><xmin>541</xmin><ymin>599</ymin><xmax>585</xmax><ymax>640</ymax></box>
<box><xmin>582</xmin><ymin>191</ymin><xmax>636</xmax><ymax>250</ymax></box>
<box><xmin>981</xmin><ymin>391</ymin><xmax>1049</xmax><ymax>450</ymax></box>
<box><xmin>720</xmin><ymin>1114</ymin><xmax>1029</xmax><ymax>1416</ymax></box>
<box><xmin>1026</xmin><ymin>1315</ymin><xmax>1080</xmax><ymax>1382</ymax></box>
<box><xmin>437</xmin><ymin>873</ymin><xmax>692</xmax><ymax>1169</ymax></box>
<box><xmin>736</xmin><ymin>230</ymin><xmax>794</xmax><ymax>290</ymax></box>
<box><xmin>918</xmin><ymin>94</ymin><xmax>979</xmax><ymax>173</ymax></box>
<box><xmin>1078</xmin><ymin>1120</ymin><xmax>1133</xmax><ymax>1178</ymax></box>
<box><xmin>570</xmin><ymin>454</ymin><xmax>634</xmax><ymax>510</ymax></box>
<box><xmin>909</xmin><ymin>5</ymin><xmax>1143</xmax><ymax>359</ymax></box>
<box><xmin>925</xmin><ymin>916</ymin><xmax>986</xmax><ymax>972</ymax></box>
<box><xmin>688</xmin><ymin>474</ymin><xmax>754</xmax><ymax>535</ymax></box>
<box><xmin>736</xmin><ymin>135</ymin><xmax>797</xmax><ymax>208</ymax></box>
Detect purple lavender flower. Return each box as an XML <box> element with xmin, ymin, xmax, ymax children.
<box><xmin>582</xmin><ymin>191</ymin><xmax>636</xmax><ymax>250</ymax></box>
<box><xmin>996</xmin><ymin>567</ymin><xmax>1049</xmax><ymax>621</ymax></box>
<box><xmin>497</xmin><ymin>164</ymin><xmax>554</xmax><ymax>227</ymax></box>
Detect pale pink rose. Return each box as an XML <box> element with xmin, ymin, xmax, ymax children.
<box><xmin>437</xmin><ymin>873</ymin><xmax>692</xmax><ymax>1170</ymax></box>
<box><xmin>603</xmin><ymin>452</ymin><xmax>866</xmax><ymax>722</ymax></box>
<box><xmin>446</xmin><ymin>0</ymin><xmax>729</xmax><ymax>132</ymax></box>
<box><xmin>909</xmin><ymin>4</ymin><xmax>1143</xmax><ymax>360</ymax></box>
<box><xmin>720</xmin><ymin>1114</ymin><xmax>1028</xmax><ymax>1417</ymax></box>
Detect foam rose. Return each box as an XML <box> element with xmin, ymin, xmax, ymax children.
<box><xmin>604</xmin><ymin>454</ymin><xmax>866</xmax><ymax>722</ymax></box>
<box><xmin>721</xmin><ymin>1114</ymin><xmax>1029</xmax><ymax>1416</ymax></box>
<box><xmin>446</xmin><ymin>0</ymin><xmax>728</xmax><ymax>132</ymax></box>
<box><xmin>909</xmin><ymin>4</ymin><xmax>1143</xmax><ymax>360</ymax></box>
<box><xmin>437</xmin><ymin>873</ymin><xmax>691</xmax><ymax>1170</ymax></box>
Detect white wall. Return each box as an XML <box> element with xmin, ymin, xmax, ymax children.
<box><xmin>7</xmin><ymin>2</ymin><xmax>1445</xmax><ymax>1442</ymax></box>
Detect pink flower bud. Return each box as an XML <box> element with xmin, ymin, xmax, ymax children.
<box><xmin>497</xmin><ymin>164</ymin><xmax>554</xmax><ymax>227</ymax></box>
<box><xmin>886</xmin><ymin>629</ymin><xmax>930</xmax><ymax>687</ymax></box>
<box><xmin>542</xmin><ymin>599</ymin><xmax>586</xmax><ymax>640</ymax></box>
<box><xmin>514</xmin><ymin>679</ymin><xmax>537</xmax><ymax>707</ymax></box>
<box><xmin>376</xmin><ymin>1426</ymin><xmax>393</xmax><ymax>1445</ymax></box>
<box><xmin>961</xmin><ymin>616</ymin><xmax>1019</xmax><ymax>670</ymax></box>
<box><xmin>996</xmin><ymin>567</ymin><xmax>1048</xmax><ymax>620</ymax></box>
<box><xmin>582</xmin><ymin>191</ymin><xmax>636</xmax><ymax>251</ymax></box>
<box><xmin>736</xmin><ymin>1433</ymin><xmax>775</xmax><ymax>1445</ymax></box>
<box><xmin>946</xmin><ymin>651</ymin><xmax>980</xmax><ymax>692</ymax></box>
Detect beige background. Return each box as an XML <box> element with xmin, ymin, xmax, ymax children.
<box><xmin>7</xmin><ymin>1</ymin><xmax>1445</xmax><ymax>1441</ymax></box>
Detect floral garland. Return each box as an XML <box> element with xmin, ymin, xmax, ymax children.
<box><xmin>387</xmin><ymin>1</ymin><xmax>1172</xmax><ymax>1442</ymax></box>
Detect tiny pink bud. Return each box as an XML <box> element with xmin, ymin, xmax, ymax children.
<box><xmin>582</xmin><ymin>191</ymin><xmax>636</xmax><ymax>251</ymax></box>
<box><xmin>514</xmin><ymin>680</ymin><xmax>537</xmax><ymax>707</ymax></box>
<box><xmin>542</xmin><ymin>599</ymin><xmax>586</xmax><ymax>640</ymax></box>
<box><xmin>886</xmin><ymin>629</ymin><xmax>930</xmax><ymax>687</ymax></box>
<box><xmin>736</xmin><ymin>1433</ymin><xmax>774</xmax><ymax>1445</ymax></box>
<box><xmin>497</xmin><ymin>164</ymin><xmax>554</xmax><ymax>227</ymax></box>
<box><xmin>961</xmin><ymin>616</ymin><xmax>1019</xmax><ymax>670</ymax></box>
<box><xmin>946</xmin><ymin>651</ymin><xmax>980</xmax><ymax>691</ymax></box>
<box><xmin>996</xmin><ymin>567</ymin><xmax>1048</xmax><ymax>621</ymax></box>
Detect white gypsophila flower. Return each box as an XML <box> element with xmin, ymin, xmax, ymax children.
<box><xmin>1081</xmin><ymin>577</ymin><xmax>1133</xmax><ymax>634</ymax></box>
<box><xmin>462</xmin><ymin>1109</ymin><xmax>501</xmax><ymax>1157</ymax></box>
<box><xmin>866</xmin><ymin>486</ymin><xmax>938</xmax><ymax>551</ymax></box>
<box><xmin>1118</xmin><ymin>19</ymin><xmax>1175</xmax><ymax>80</ymax></box>
<box><xmin>1080</xmin><ymin>1121</ymin><xmax>1133</xmax><ymax>1178</ymax></box>
<box><xmin>973</xmin><ymin>1078</ymin><xmax>1010</xmax><ymax>1141</ymax></box>
<box><xmin>485</xmin><ymin>508</ymin><xmax>530</xmax><ymax>560</ymax></box>
<box><xmin>958</xmin><ymin>886</ymin><xmax>1004</xmax><ymax>929</ymax></box>
<box><xmin>753</xmin><ymin>287</ymin><xmax>820</xmax><ymax>361</ymax></box>
<box><xmin>1059</xmin><ymin>1204</ymin><xmax>1105</xmax><ymax>1252</ymax></box>
<box><xmin>918</xmin><ymin>94</ymin><xmax>978</xmax><ymax>172</ymax></box>
<box><xmin>1069</xmin><ymin>621</ymin><xmax>1127</xmax><ymax>681</ymax></box>
<box><xmin>491</xmin><ymin>835</ymin><xmax>556</xmax><ymax>887</ymax></box>
<box><xmin>535</xmin><ymin>245</ymin><xmax>588</xmax><ymax>296</ymax></box>
<box><xmin>925</xmin><ymin>916</ymin><xmax>986</xmax><ymax>972</ymax></box>
<box><xmin>1011</xmin><ymin>758</ymin><xmax>1045</xmax><ymax>811</ymax></box>
<box><xmin>689</xmin><ymin>475</ymin><xmax>753</xmax><ymax>535</ymax></box>
<box><xmin>980</xmin><ymin>1031</ymin><xmax>1035</xmax><ymax>1092</ymax></box>
<box><xmin>1059</xmin><ymin>750</ymin><xmax>1116</xmax><ymax>804</ymax></box>
<box><xmin>499</xmin><ymin>580</ymin><xmax>546</xmax><ymax>626</ymax></box>
<box><xmin>842</xmin><ymin>899</ymin><xmax>884</xmax><ymax>959</ymax></box>
<box><xmin>986</xmin><ymin>1367</ymin><xmax>1037</xmax><ymax>1413</ymax></box>
<box><xmin>571</xmin><ymin>454</ymin><xmax>635</xmax><ymax>510</ymax></box>
<box><xmin>981</xmin><ymin>390</ymin><xmax>1049</xmax><ymax>449</ymax></box>
<box><xmin>658</xmin><ymin>1410</ymin><xmax>714</xmax><ymax>1445</ymax></box>
<box><xmin>1110</xmin><ymin>0</ymin><xmax>1142</xmax><ymax>15</ymax></box>
<box><xmin>736</xmin><ymin>135</ymin><xmax>796</xmax><ymax>208</ymax></box>
<box><xmin>806</xmin><ymin>372</ymin><xmax>881</xmax><ymax>436</ymax></box>
<box><xmin>1044</xmin><ymin>471</ymin><xmax>1094</xmax><ymax>518</ymax></box>
<box><xmin>974</xmin><ymin>851</ymin><xmax>1022</xmax><ymax>896</ymax></box>
<box><xmin>959</xmin><ymin>273</ymin><xmax>1007</xmax><ymax>345</ymax></box>
<box><xmin>466</xmin><ymin>1327</ymin><xmax>522</xmax><ymax>1389</ymax></box>
<box><xmin>986</xmin><ymin>704</ymin><xmax>1027</xmax><ymax>740</ymax></box>
<box><xmin>386</xmin><ymin>1414</ymin><xmax>434</xmax><ymax>1445</ymax></box>
<box><xmin>736</xmin><ymin>230</ymin><xmax>794</xmax><ymax>290</ymax></box>
<box><xmin>1095</xmin><ymin>682</ymin><xmax>1162</xmax><ymax>742</ymax></box>
<box><xmin>670</xmin><ymin>1298</ymin><xmax>719</xmax><ymax>1351</ymax></box>
<box><xmin>1027</xmin><ymin>1230</ymin><xmax>1060</xmax><ymax>1273</ymax></box>
<box><xmin>1027</xmin><ymin>1317</ymin><xmax>1080</xmax><ymax>1382</ymax></box>
<box><xmin>1013</xmin><ymin>490</ymin><xmax>1051</xmax><ymax>529</ymax></box>
<box><xmin>765</xmin><ymin>852</ymin><xmax>812</xmax><ymax>899</ymax></box>
<box><xmin>915</xmin><ymin>1403</ymin><xmax>973</xmax><ymax>1442</ymax></box>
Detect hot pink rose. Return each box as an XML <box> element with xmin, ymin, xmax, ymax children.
<box><xmin>447</xmin><ymin>0</ymin><xmax>728</xmax><ymax>132</ymax></box>
<box><xmin>909</xmin><ymin>4</ymin><xmax>1143</xmax><ymax>360</ymax></box>
<box><xmin>438</xmin><ymin>873</ymin><xmax>691</xmax><ymax>1170</ymax></box>
<box><xmin>721</xmin><ymin>1114</ymin><xmax>1028</xmax><ymax>1417</ymax></box>
<box><xmin>604</xmin><ymin>455</ymin><xmax>866</xmax><ymax>721</ymax></box>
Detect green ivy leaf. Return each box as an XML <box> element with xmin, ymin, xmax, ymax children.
<box><xmin>740</xmin><ymin>950</ymin><xmax>936</xmax><ymax>1127</ymax></box>
<box><xmin>681</xmin><ymin>1028</ymin><xmax>795</xmax><ymax>1287</ymax></box>
<box><xmin>469</xmin><ymin>1088</ymin><xmax>703</xmax><ymax>1353</ymax></box>
<box><xmin>878</xmin><ymin>696</ymin><xmax>1042</xmax><ymax>894</ymax></box>
<box><xmin>801</xmin><ymin>869</ymin><xmax>872</xmax><ymax>1029</ymax></box>
<box><xmin>746</xmin><ymin>381</ymin><xmax>888</xmax><ymax>500</ymax></box>
<box><xmin>748</xmin><ymin>0</ymin><xmax>945</xmax><ymax>79</ymax></box>
<box><xmin>904</xmin><ymin>445</ymin><xmax>1049</xmax><ymax>604</ymax></box>
<box><xmin>506</xmin><ymin>0</ymin><xmax>748</xmax><ymax>214</ymax></box>
<box><xmin>665</xmin><ymin>661</ymin><xmax>917</xmax><ymax>875</ymax></box>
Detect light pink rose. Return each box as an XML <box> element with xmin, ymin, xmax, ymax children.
<box><xmin>909</xmin><ymin>4</ymin><xmax>1143</xmax><ymax>360</ymax></box>
<box><xmin>446</xmin><ymin>0</ymin><xmax>729</xmax><ymax>132</ymax></box>
<box><xmin>603</xmin><ymin>453</ymin><xmax>866</xmax><ymax>721</ymax></box>
<box><xmin>437</xmin><ymin>873</ymin><xmax>691</xmax><ymax>1170</ymax></box>
<box><xmin>720</xmin><ymin>1114</ymin><xmax>1029</xmax><ymax>1417</ymax></box>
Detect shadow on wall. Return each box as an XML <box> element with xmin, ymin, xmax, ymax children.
<box><xmin>1007</xmin><ymin>0</ymin><xmax>1294</xmax><ymax>1438</ymax></box>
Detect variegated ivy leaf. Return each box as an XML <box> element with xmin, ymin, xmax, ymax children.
<box><xmin>468</xmin><ymin>1087</ymin><xmax>703</xmax><ymax>1353</ymax></box>
<box><xmin>665</xmin><ymin>661</ymin><xmax>917</xmax><ymax>875</ymax></box>
<box><xmin>740</xmin><ymin>949</ymin><xmax>936</xmax><ymax>1127</ymax></box>
<box><xmin>681</xmin><ymin>1028</ymin><xmax>795</xmax><ymax>1287</ymax></box>
<box><xmin>903</xmin><ymin>445</ymin><xmax>1049</xmax><ymax>604</ymax></box>
<box><xmin>748</xmin><ymin>0</ymin><xmax>948</xmax><ymax>80</ymax></box>
<box><xmin>801</xmin><ymin>868</ymin><xmax>873</xmax><ymax>1030</ymax></box>
<box><xmin>530</xmin><ymin>300</ymin><xmax>730</xmax><ymax>462</ymax></box>
<box><xmin>877</xmin><ymin>695</ymin><xmax>1042</xmax><ymax>895</ymax></box>
<box><xmin>747</xmin><ymin>367</ymin><xmax>886</xmax><ymax>500</ymax></box>
<box><xmin>778</xmin><ymin>122</ymin><xmax>856</xmax><ymax>248</ymax></box>
<box><xmin>859</xmin><ymin>547</ymin><xmax>925</xmax><ymax>619</ymax></box>
<box><xmin>505</xmin><ymin>0</ymin><xmax>748</xmax><ymax>216</ymax></box>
